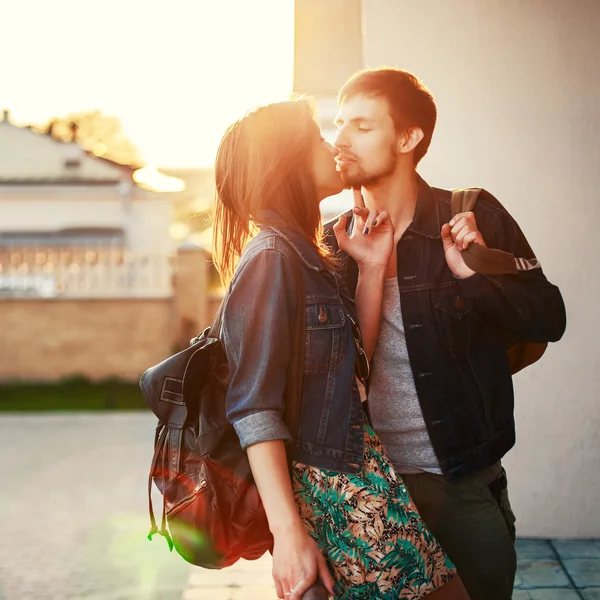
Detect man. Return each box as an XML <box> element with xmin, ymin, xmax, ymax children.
<box><xmin>324</xmin><ymin>68</ymin><xmax>566</xmax><ymax>600</ymax></box>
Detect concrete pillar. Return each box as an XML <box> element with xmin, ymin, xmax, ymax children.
<box><xmin>294</xmin><ymin>0</ymin><xmax>365</xmax><ymax>216</ymax></box>
<box><xmin>294</xmin><ymin>0</ymin><xmax>364</xmax><ymax>99</ymax></box>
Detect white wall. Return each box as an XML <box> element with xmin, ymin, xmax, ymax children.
<box><xmin>363</xmin><ymin>0</ymin><xmax>600</xmax><ymax>537</ymax></box>
<box><xmin>0</xmin><ymin>188</ymin><xmax>127</xmax><ymax>232</ymax></box>
<box><xmin>129</xmin><ymin>190</ymin><xmax>174</xmax><ymax>255</ymax></box>
<box><xmin>0</xmin><ymin>185</ymin><xmax>174</xmax><ymax>257</ymax></box>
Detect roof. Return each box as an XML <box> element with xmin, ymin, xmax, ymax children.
<box><xmin>0</xmin><ymin>114</ymin><xmax>132</xmax><ymax>184</ymax></box>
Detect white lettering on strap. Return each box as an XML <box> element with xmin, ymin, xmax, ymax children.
<box><xmin>515</xmin><ymin>257</ymin><xmax>541</xmax><ymax>271</ymax></box>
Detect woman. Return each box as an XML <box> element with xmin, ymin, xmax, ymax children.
<box><xmin>213</xmin><ymin>99</ymin><xmax>469</xmax><ymax>600</ymax></box>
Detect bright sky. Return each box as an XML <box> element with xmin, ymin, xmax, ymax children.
<box><xmin>1</xmin><ymin>0</ymin><xmax>295</xmax><ymax>168</ymax></box>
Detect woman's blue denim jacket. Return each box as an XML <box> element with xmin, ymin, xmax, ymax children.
<box><xmin>221</xmin><ymin>221</ymin><xmax>364</xmax><ymax>474</ymax></box>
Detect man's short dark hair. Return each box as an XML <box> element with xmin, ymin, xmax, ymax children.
<box><xmin>338</xmin><ymin>67</ymin><xmax>437</xmax><ymax>165</ymax></box>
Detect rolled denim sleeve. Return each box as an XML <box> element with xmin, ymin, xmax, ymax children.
<box><xmin>221</xmin><ymin>247</ymin><xmax>297</xmax><ymax>450</ymax></box>
<box><xmin>457</xmin><ymin>190</ymin><xmax>566</xmax><ymax>343</ymax></box>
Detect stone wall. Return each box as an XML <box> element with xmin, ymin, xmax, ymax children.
<box><xmin>0</xmin><ymin>298</ymin><xmax>175</xmax><ymax>381</ymax></box>
<box><xmin>0</xmin><ymin>247</ymin><xmax>221</xmax><ymax>382</ymax></box>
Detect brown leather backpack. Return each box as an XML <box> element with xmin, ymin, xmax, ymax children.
<box><xmin>450</xmin><ymin>188</ymin><xmax>547</xmax><ymax>374</ymax></box>
<box><xmin>140</xmin><ymin>239</ymin><xmax>305</xmax><ymax>569</ymax></box>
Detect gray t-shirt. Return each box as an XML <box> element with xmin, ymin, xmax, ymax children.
<box><xmin>368</xmin><ymin>277</ymin><xmax>442</xmax><ymax>475</ymax></box>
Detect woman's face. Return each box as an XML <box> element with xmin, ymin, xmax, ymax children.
<box><xmin>309</xmin><ymin>122</ymin><xmax>344</xmax><ymax>201</ymax></box>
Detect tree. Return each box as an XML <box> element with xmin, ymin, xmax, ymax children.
<box><xmin>35</xmin><ymin>110</ymin><xmax>143</xmax><ymax>167</ymax></box>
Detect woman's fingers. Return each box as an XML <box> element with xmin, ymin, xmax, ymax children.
<box><xmin>352</xmin><ymin>205</ymin><xmax>370</xmax><ymax>222</ymax></box>
<box><xmin>332</xmin><ymin>213</ymin><xmax>349</xmax><ymax>246</ymax></box>
<box><xmin>372</xmin><ymin>210</ymin><xmax>389</xmax><ymax>228</ymax></box>
<box><xmin>276</xmin><ymin>578</ymin><xmax>294</xmax><ymax>600</ymax></box>
<box><xmin>317</xmin><ymin>556</ymin><xmax>336</xmax><ymax>596</ymax></box>
<box><xmin>352</xmin><ymin>187</ymin><xmax>365</xmax><ymax>208</ymax></box>
<box><xmin>274</xmin><ymin>577</ymin><xmax>284</xmax><ymax>599</ymax></box>
<box><xmin>332</xmin><ymin>212</ymin><xmax>347</xmax><ymax>232</ymax></box>
<box><xmin>289</xmin><ymin>577</ymin><xmax>312</xmax><ymax>600</ymax></box>
<box><xmin>362</xmin><ymin>208</ymin><xmax>378</xmax><ymax>235</ymax></box>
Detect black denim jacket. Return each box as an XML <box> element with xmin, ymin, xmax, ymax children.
<box><xmin>324</xmin><ymin>177</ymin><xmax>566</xmax><ymax>480</ymax></box>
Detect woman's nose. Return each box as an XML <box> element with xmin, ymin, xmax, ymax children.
<box><xmin>326</xmin><ymin>141</ymin><xmax>340</xmax><ymax>157</ymax></box>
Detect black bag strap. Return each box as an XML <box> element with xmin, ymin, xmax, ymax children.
<box><xmin>450</xmin><ymin>188</ymin><xmax>519</xmax><ymax>275</ymax></box>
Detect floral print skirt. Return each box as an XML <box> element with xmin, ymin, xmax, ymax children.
<box><xmin>292</xmin><ymin>419</ymin><xmax>456</xmax><ymax>599</ymax></box>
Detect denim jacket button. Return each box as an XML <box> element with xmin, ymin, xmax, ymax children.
<box><xmin>454</xmin><ymin>296</ymin><xmax>465</xmax><ymax>310</ymax></box>
<box><xmin>318</xmin><ymin>307</ymin><xmax>328</xmax><ymax>323</ymax></box>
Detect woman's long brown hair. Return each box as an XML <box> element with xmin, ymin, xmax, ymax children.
<box><xmin>213</xmin><ymin>99</ymin><xmax>335</xmax><ymax>284</ymax></box>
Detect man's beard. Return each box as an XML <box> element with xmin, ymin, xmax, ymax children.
<box><xmin>339</xmin><ymin>147</ymin><xmax>397</xmax><ymax>188</ymax></box>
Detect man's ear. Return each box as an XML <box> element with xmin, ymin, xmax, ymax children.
<box><xmin>397</xmin><ymin>127</ymin><xmax>424</xmax><ymax>155</ymax></box>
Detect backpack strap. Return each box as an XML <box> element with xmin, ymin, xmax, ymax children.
<box><xmin>207</xmin><ymin>297</ymin><xmax>225</xmax><ymax>339</ymax></box>
<box><xmin>451</xmin><ymin>188</ymin><xmax>519</xmax><ymax>275</ymax></box>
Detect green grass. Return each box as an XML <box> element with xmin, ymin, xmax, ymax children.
<box><xmin>0</xmin><ymin>376</ymin><xmax>149</xmax><ymax>411</ymax></box>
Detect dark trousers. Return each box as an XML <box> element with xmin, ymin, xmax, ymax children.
<box><xmin>402</xmin><ymin>462</ymin><xmax>517</xmax><ymax>600</ymax></box>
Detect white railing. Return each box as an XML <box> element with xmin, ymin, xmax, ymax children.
<box><xmin>0</xmin><ymin>247</ymin><xmax>172</xmax><ymax>298</ymax></box>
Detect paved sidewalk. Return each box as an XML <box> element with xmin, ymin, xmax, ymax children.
<box><xmin>513</xmin><ymin>539</ymin><xmax>600</xmax><ymax>599</ymax></box>
<box><xmin>0</xmin><ymin>412</ymin><xmax>190</xmax><ymax>600</ymax></box>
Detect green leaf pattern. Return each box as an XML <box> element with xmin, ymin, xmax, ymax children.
<box><xmin>292</xmin><ymin>421</ymin><xmax>456</xmax><ymax>599</ymax></box>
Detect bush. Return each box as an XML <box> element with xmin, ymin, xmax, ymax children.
<box><xmin>0</xmin><ymin>376</ymin><xmax>149</xmax><ymax>411</ymax></box>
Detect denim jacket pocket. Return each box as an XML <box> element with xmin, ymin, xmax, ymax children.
<box><xmin>434</xmin><ymin>287</ymin><xmax>474</xmax><ymax>352</ymax></box>
<box><xmin>304</xmin><ymin>302</ymin><xmax>346</xmax><ymax>373</ymax></box>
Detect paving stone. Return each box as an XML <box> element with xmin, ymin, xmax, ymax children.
<box><xmin>553</xmin><ymin>540</ymin><xmax>600</xmax><ymax>560</ymax></box>
<box><xmin>581</xmin><ymin>590</ymin><xmax>600</xmax><ymax>600</ymax></box>
<box><xmin>230</xmin><ymin>585</ymin><xmax>280</xmax><ymax>599</ymax></box>
<box><xmin>182</xmin><ymin>587</ymin><xmax>235</xmax><ymax>600</ymax></box>
<box><xmin>513</xmin><ymin>589</ymin><xmax>582</xmax><ymax>599</ymax></box>
<box><xmin>185</xmin><ymin>556</ymin><xmax>276</xmax><ymax>598</ymax></box>
<box><xmin>527</xmin><ymin>590</ymin><xmax>581</xmax><ymax>599</ymax></box>
<box><xmin>182</xmin><ymin>584</ymin><xmax>278</xmax><ymax>600</ymax></box>
<box><xmin>516</xmin><ymin>539</ymin><xmax>556</xmax><ymax>560</ymax></box>
<box><xmin>513</xmin><ymin>560</ymin><xmax>571</xmax><ymax>589</ymax></box>
<box><xmin>563</xmin><ymin>559</ymin><xmax>600</xmax><ymax>588</ymax></box>
<box><xmin>187</xmin><ymin>570</ymin><xmax>274</xmax><ymax>588</ymax></box>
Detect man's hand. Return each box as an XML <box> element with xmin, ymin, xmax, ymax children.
<box><xmin>332</xmin><ymin>189</ymin><xmax>394</xmax><ymax>269</ymax></box>
<box><xmin>441</xmin><ymin>211</ymin><xmax>487</xmax><ymax>279</ymax></box>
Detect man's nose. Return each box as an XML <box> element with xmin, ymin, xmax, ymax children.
<box><xmin>334</xmin><ymin>127</ymin><xmax>349</xmax><ymax>150</ymax></box>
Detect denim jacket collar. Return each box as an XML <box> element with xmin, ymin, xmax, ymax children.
<box><xmin>407</xmin><ymin>175</ymin><xmax>443</xmax><ymax>240</ymax></box>
<box><xmin>255</xmin><ymin>209</ymin><xmax>326</xmax><ymax>272</ymax></box>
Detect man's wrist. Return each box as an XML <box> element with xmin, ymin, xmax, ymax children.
<box><xmin>452</xmin><ymin>269</ymin><xmax>476</xmax><ymax>280</ymax></box>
